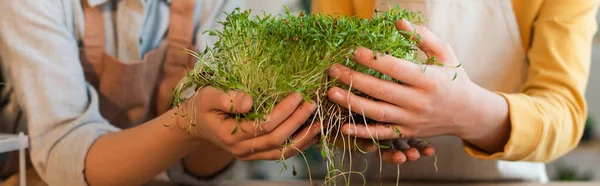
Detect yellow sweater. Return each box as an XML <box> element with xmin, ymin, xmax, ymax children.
<box><xmin>312</xmin><ymin>0</ymin><xmax>600</xmax><ymax>162</ymax></box>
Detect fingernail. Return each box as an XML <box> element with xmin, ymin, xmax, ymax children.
<box><xmin>402</xmin><ymin>18</ymin><xmax>412</xmax><ymax>25</ymax></box>
<box><xmin>292</xmin><ymin>92</ymin><xmax>302</xmax><ymax>100</ymax></box>
<box><xmin>352</xmin><ymin>48</ymin><xmax>361</xmax><ymax>60</ymax></box>
<box><xmin>345</xmin><ymin>128</ymin><xmax>354</xmax><ymax>135</ymax></box>
<box><xmin>331</xmin><ymin>90</ymin><xmax>343</xmax><ymax>100</ymax></box>
<box><xmin>328</xmin><ymin>65</ymin><xmax>341</xmax><ymax>78</ymax></box>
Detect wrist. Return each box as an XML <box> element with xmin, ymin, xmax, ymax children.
<box><xmin>174</xmin><ymin>95</ymin><xmax>205</xmax><ymax>141</ymax></box>
<box><xmin>182</xmin><ymin>141</ymin><xmax>234</xmax><ymax>177</ymax></box>
<box><xmin>458</xmin><ymin>84</ymin><xmax>511</xmax><ymax>153</ymax></box>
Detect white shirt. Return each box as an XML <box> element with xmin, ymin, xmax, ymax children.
<box><xmin>0</xmin><ymin>0</ymin><xmax>243</xmax><ymax>185</ymax></box>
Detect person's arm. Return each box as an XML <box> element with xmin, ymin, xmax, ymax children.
<box><xmin>0</xmin><ymin>1</ymin><xmax>319</xmax><ymax>186</ymax></box>
<box><xmin>0</xmin><ymin>1</ymin><xmax>205</xmax><ymax>185</ymax></box>
<box><xmin>314</xmin><ymin>0</ymin><xmax>600</xmax><ymax>163</ymax></box>
<box><xmin>463</xmin><ymin>0</ymin><xmax>600</xmax><ymax>162</ymax></box>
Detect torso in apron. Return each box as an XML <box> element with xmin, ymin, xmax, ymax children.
<box><xmin>0</xmin><ymin>0</ymin><xmax>200</xmax><ymax>180</ymax></box>
<box><xmin>351</xmin><ymin>0</ymin><xmax>547</xmax><ymax>182</ymax></box>
<box><xmin>79</xmin><ymin>0</ymin><xmax>197</xmax><ymax>129</ymax></box>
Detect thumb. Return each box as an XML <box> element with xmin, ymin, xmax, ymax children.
<box><xmin>199</xmin><ymin>86</ymin><xmax>253</xmax><ymax>114</ymax></box>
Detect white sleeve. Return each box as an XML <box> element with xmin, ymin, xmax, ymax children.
<box><xmin>0</xmin><ymin>0</ymin><xmax>120</xmax><ymax>185</ymax></box>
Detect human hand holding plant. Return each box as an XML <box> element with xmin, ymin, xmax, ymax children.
<box><xmin>179</xmin><ymin>86</ymin><xmax>321</xmax><ymax>161</ymax></box>
<box><xmin>328</xmin><ymin>19</ymin><xmax>512</xmax><ymax>163</ymax></box>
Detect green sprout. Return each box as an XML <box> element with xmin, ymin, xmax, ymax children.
<box><xmin>171</xmin><ymin>5</ymin><xmax>450</xmax><ymax>185</ymax></box>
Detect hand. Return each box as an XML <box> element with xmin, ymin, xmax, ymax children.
<box><xmin>181</xmin><ymin>86</ymin><xmax>321</xmax><ymax>161</ymax></box>
<box><xmin>353</xmin><ymin>138</ymin><xmax>436</xmax><ymax>164</ymax></box>
<box><xmin>327</xmin><ymin>20</ymin><xmax>511</xmax><ymax>154</ymax></box>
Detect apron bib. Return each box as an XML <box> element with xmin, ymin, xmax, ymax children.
<box><xmin>353</xmin><ymin>0</ymin><xmax>548</xmax><ymax>182</ymax></box>
<box><xmin>0</xmin><ymin>0</ymin><xmax>199</xmax><ymax>182</ymax></box>
<box><xmin>80</xmin><ymin>0</ymin><xmax>196</xmax><ymax>129</ymax></box>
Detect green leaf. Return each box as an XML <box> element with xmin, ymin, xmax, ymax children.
<box><xmin>301</xmin><ymin>94</ymin><xmax>313</xmax><ymax>104</ymax></box>
<box><xmin>392</xmin><ymin>126</ymin><xmax>402</xmax><ymax>135</ymax></box>
<box><xmin>452</xmin><ymin>71</ymin><xmax>458</xmax><ymax>81</ymax></box>
<box><xmin>454</xmin><ymin>63</ymin><xmax>462</xmax><ymax>68</ymax></box>
<box><xmin>230</xmin><ymin>126</ymin><xmax>239</xmax><ymax>135</ymax></box>
<box><xmin>378</xmin><ymin>144</ymin><xmax>391</xmax><ymax>149</ymax></box>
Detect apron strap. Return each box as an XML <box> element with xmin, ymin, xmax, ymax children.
<box><xmin>167</xmin><ymin>0</ymin><xmax>196</xmax><ymax>46</ymax></box>
<box><xmin>82</xmin><ymin>0</ymin><xmax>196</xmax><ymax>59</ymax></box>
<box><xmin>81</xmin><ymin>0</ymin><xmax>106</xmax><ymax>65</ymax></box>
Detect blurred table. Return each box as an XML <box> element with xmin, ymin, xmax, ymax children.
<box><xmin>145</xmin><ymin>180</ymin><xmax>600</xmax><ymax>186</ymax></box>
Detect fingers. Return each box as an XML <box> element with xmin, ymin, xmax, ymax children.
<box><xmin>408</xmin><ymin>138</ymin><xmax>435</xmax><ymax>157</ymax></box>
<box><xmin>341</xmin><ymin>123</ymin><xmax>412</xmax><ymax>140</ymax></box>
<box><xmin>205</xmin><ymin>92</ymin><xmax>307</xmax><ymax>147</ymax></box>
<box><xmin>328</xmin><ymin>87</ymin><xmax>409</xmax><ymax>124</ymax></box>
<box><xmin>395</xmin><ymin>19</ymin><xmax>456</xmax><ymax>64</ymax></box>
<box><xmin>354</xmin><ymin>138</ymin><xmax>378</xmax><ymax>153</ymax></box>
<box><xmin>237</xmin><ymin>122</ymin><xmax>321</xmax><ymax>161</ymax></box>
<box><xmin>254</xmin><ymin>93</ymin><xmax>306</xmax><ymax>135</ymax></box>
<box><xmin>199</xmin><ymin>86</ymin><xmax>253</xmax><ymax>114</ymax></box>
<box><xmin>233</xmin><ymin>103</ymin><xmax>318</xmax><ymax>157</ymax></box>
<box><xmin>328</xmin><ymin>64</ymin><xmax>416</xmax><ymax>107</ymax></box>
<box><xmin>420</xmin><ymin>146</ymin><xmax>436</xmax><ymax>157</ymax></box>
<box><xmin>381</xmin><ymin>149</ymin><xmax>407</xmax><ymax>164</ymax></box>
<box><xmin>352</xmin><ymin>47</ymin><xmax>426</xmax><ymax>86</ymax></box>
<box><xmin>342</xmin><ymin>124</ymin><xmax>407</xmax><ymax>140</ymax></box>
<box><xmin>403</xmin><ymin>148</ymin><xmax>421</xmax><ymax>161</ymax></box>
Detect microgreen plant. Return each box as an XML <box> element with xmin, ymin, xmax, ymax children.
<box><xmin>172</xmin><ymin>5</ymin><xmax>442</xmax><ymax>185</ymax></box>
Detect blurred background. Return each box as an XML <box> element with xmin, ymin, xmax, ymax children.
<box><xmin>237</xmin><ymin>0</ymin><xmax>600</xmax><ymax>183</ymax></box>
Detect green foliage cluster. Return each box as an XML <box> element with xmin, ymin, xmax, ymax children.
<box><xmin>173</xmin><ymin>5</ymin><xmax>423</xmax><ymax>123</ymax></box>
<box><xmin>172</xmin><ymin>5</ymin><xmax>430</xmax><ymax>185</ymax></box>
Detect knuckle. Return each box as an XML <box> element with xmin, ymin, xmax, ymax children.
<box><xmin>231</xmin><ymin>149</ymin><xmax>246</xmax><ymax>157</ymax></box>
<box><xmin>372</xmin><ymin>106</ymin><xmax>387</xmax><ymax>122</ymax></box>
<box><xmin>221</xmin><ymin>137</ymin><xmax>236</xmax><ymax>146</ymax></box>
<box><xmin>442</xmin><ymin>42</ymin><xmax>453</xmax><ymax>53</ymax></box>
<box><xmin>386</xmin><ymin>62</ymin><xmax>403</xmax><ymax>76</ymax></box>
<box><xmin>422</xmin><ymin>79</ymin><xmax>439</xmax><ymax>90</ymax></box>
<box><xmin>268</xmin><ymin>137</ymin><xmax>286</xmax><ymax>147</ymax></box>
<box><xmin>261</xmin><ymin>122</ymin><xmax>277</xmax><ymax>133</ymax></box>
<box><xmin>374</xmin><ymin>83</ymin><xmax>388</xmax><ymax>98</ymax></box>
<box><xmin>413</xmin><ymin>101</ymin><xmax>430</xmax><ymax>113</ymax></box>
<box><xmin>337</xmin><ymin>65</ymin><xmax>351</xmax><ymax>77</ymax></box>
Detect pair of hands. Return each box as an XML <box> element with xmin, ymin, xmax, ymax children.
<box><xmin>183</xmin><ymin>19</ymin><xmax>506</xmax><ymax>164</ymax></box>
<box><xmin>326</xmin><ymin>19</ymin><xmax>510</xmax><ymax>163</ymax></box>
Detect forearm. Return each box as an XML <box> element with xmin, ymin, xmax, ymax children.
<box><xmin>460</xmin><ymin>0</ymin><xmax>598</xmax><ymax>162</ymax></box>
<box><xmin>85</xmin><ymin>109</ymin><xmax>200</xmax><ymax>186</ymax></box>
<box><xmin>460</xmin><ymin>83</ymin><xmax>511</xmax><ymax>154</ymax></box>
<box><xmin>182</xmin><ymin>140</ymin><xmax>235</xmax><ymax>177</ymax></box>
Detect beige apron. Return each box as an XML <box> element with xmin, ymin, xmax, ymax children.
<box><xmin>0</xmin><ymin>1</ymin><xmax>197</xmax><ymax>184</ymax></box>
<box><xmin>356</xmin><ymin>0</ymin><xmax>548</xmax><ymax>182</ymax></box>
<box><xmin>80</xmin><ymin>0</ymin><xmax>196</xmax><ymax>129</ymax></box>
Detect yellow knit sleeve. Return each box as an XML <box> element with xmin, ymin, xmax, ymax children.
<box><xmin>464</xmin><ymin>0</ymin><xmax>600</xmax><ymax>162</ymax></box>
<box><xmin>311</xmin><ymin>0</ymin><xmax>375</xmax><ymax>18</ymax></box>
